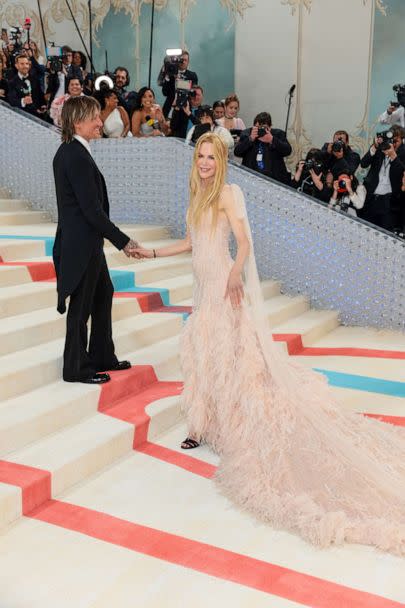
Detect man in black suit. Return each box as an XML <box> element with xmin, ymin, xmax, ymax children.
<box><xmin>170</xmin><ymin>86</ymin><xmax>203</xmax><ymax>140</ymax></box>
<box><xmin>53</xmin><ymin>96</ymin><xmax>139</xmax><ymax>385</ymax></box>
<box><xmin>360</xmin><ymin>127</ymin><xmax>405</xmax><ymax>231</ymax></box>
<box><xmin>159</xmin><ymin>50</ymin><xmax>198</xmax><ymax>119</ymax></box>
<box><xmin>235</xmin><ymin>112</ymin><xmax>292</xmax><ymax>185</ymax></box>
<box><xmin>8</xmin><ymin>54</ymin><xmax>46</xmax><ymax>118</ymax></box>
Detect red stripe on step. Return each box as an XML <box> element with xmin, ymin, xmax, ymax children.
<box><xmin>98</xmin><ymin>366</ymin><xmax>158</xmax><ymax>412</ymax></box>
<box><xmin>103</xmin><ymin>381</ymin><xmax>182</xmax><ymax>448</ymax></box>
<box><xmin>114</xmin><ymin>291</ymin><xmax>164</xmax><ymax>312</ymax></box>
<box><xmin>29</xmin><ymin>499</ymin><xmax>403</xmax><ymax>608</ymax></box>
<box><xmin>153</xmin><ymin>305</ymin><xmax>192</xmax><ymax>314</ymax></box>
<box><xmin>0</xmin><ymin>260</ymin><xmax>55</xmax><ymax>281</ymax></box>
<box><xmin>273</xmin><ymin>333</ymin><xmax>405</xmax><ymax>360</ymax></box>
<box><xmin>138</xmin><ymin>441</ymin><xmax>216</xmax><ymax>478</ymax></box>
<box><xmin>364</xmin><ymin>413</ymin><xmax>405</xmax><ymax>427</ymax></box>
<box><xmin>0</xmin><ymin>460</ymin><xmax>51</xmax><ymax>514</ymax></box>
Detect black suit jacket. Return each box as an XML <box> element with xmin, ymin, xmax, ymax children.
<box><xmin>170</xmin><ymin>105</ymin><xmax>200</xmax><ymax>139</ymax></box>
<box><xmin>360</xmin><ymin>144</ymin><xmax>405</xmax><ymax>199</ymax></box>
<box><xmin>234</xmin><ymin>128</ymin><xmax>292</xmax><ymax>184</ymax></box>
<box><xmin>8</xmin><ymin>73</ymin><xmax>45</xmax><ymax>115</ymax></box>
<box><xmin>161</xmin><ymin>69</ymin><xmax>198</xmax><ymax>118</ymax></box>
<box><xmin>53</xmin><ymin>139</ymin><xmax>130</xmax><ymax>313</ymax></box>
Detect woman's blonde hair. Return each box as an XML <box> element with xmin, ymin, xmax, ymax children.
<box><xmin>61</xmin><ymin>96</ymin><xmax>100</xmax><ymax>143</ymax></box>
<box><xmin>187</xmin><ymin>132</ymin><xmax>228</xmax><ymax>230</ymax></box>
<box><xmin>224</xmin><ymin>93</ymin><xmax>240</xmax><ymax>108</ymax></box>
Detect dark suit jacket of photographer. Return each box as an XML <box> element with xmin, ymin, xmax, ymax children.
<box><xmin>170</xmin><ymin>105</ymin><xmax>200</xmax><ymax>139</ymax></box>
<box><xmin>235</xmin><ymin>128</ymin><xmax>292</xmax><ymax>185</ymax></box>
<box><xmin>8</xmin><ymin>73</ymin><xmax>45</xmax><ymax>114</ymax></box>
<box><xmin>360</xmin><ymin>144</ymin><xmax>405</xmax><ymax>228</ymax></box>
<box><xmin>321</xmin><ymin>143</ymin><xmax>361</xmax><ymax>177</ymax></box>
<box><xmin>52</xmin><ymin>139</ymin><xmax>130</xmax><ymax>314</ymax></box>
<box><xmin>161</xmin><ymin>69</ymin><xmax>198</xmax><ymax>118</ymax></box>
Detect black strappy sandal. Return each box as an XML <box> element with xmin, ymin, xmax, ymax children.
<box><xmin>181</xmin><ymin>437</ymin><xmax>200</xmax><ymax>450</ymax></box>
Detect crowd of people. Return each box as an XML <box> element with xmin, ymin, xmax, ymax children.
<box><xmin>1</xmin><ymin>37</ymin><xmax>405</xmax><ymax>234</ymax></box>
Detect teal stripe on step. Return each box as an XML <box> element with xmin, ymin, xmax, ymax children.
<box><xmin>0</xmin><ymin>234</ymin><xmax>54</xmax><ymax>256</ymax></box>
<box><xmin>109</xmin><ymin>269</ymin><xmax>135</xmax><ymax>291</ymax></box>
<box><xmin>315</xmin><ymin>368</ymin><xmax>405</xmax><ymax>397</ymax></box>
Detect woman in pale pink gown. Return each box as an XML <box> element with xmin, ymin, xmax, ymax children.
<box><xmin>135</xmin><ymin>133</ymin><xmax>405</xmax><ymax>556</ymax></box>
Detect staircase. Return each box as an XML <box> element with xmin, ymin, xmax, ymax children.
<box><xmin>0</xmin><ymin>189</ymin><xmax>405</xmax><ymax>536</ymax></box>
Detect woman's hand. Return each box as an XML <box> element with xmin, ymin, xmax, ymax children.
<box><xmin>134</xmin><ymin>247</ymin><xmax>155</xmax><ymax>259</ymax></box>
<box><xmin>294</xmin><ymin>160</ymin><xmax>305</xmax><ymax>181</ymax></box>
<box><xmin>225</xmin><ymin>269</ymin><xmax>244</xmax><ymax>309</ymax></box>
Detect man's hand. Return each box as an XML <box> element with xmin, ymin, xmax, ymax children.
<box><xmin>183</xmin><ymin>101</ymin><xmax>191</xmax><ymax>117</ymax></box>
<box><xmin>23</xmin><ymin>95</ymin><xmax>33</xmax><ymax>105</ymax></box>
<box><xmin>258</xmin><ymin>128</ymin><xmax>273</xmax><ymax>144</ymax></box>
<box><xmin>250</xmin><ymin>126</ymin><xmax>259</xmax><ymax>142</ymax></box>
<box><xmin>384</xmin><ymin>143</ymin><xmax>397</xmax><ymax>161</ymax></box>
<box><xmin>123</xmin><ymin>239</ymin><xmax>140</xmax><ymax>258</ymax></box>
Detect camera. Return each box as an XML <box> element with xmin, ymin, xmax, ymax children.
<box><xmin>257</xmin><ymin>126</ymin><xmax>267</xmax><ymax>138</ymax></box>
<box><xmin>303</xmin><ymin>158</ymin><xmax>323</xmax><ymax>173</ymax></box>
<box><xmin>376</xmin><ymin>130</ymin><xmax>394</xmax><ymax>151</ymax></box>
<box><xmin>163</xmin><ymin>48</ymin><xmax>184</xmax><ymax>78</ymax></box>
<box><xmin>46</xmin><ymin>45</ymin><xmax>63</xmax><ymax>72</ymax></box>
<box><xmin>332</xmin><ymin>138</ymin><xmax>345</xmax><ymax>153</ymax></box>
<box><xmin>393</xmin><ymin>83</ymin><xmax>405</xmax><ymax>107</ymax></box>
<box><xmin>338</xmin><ymin>179</ymin><xmax>347</xmax><ymax>190</ymax></box>
<box><xmin>337</xmin><ymin>201</ymin><xmax>350</xmax><ymax>212</ymax></box>
<box><xmin>175</xmin><ymin>79</ymin><xmax>196</xmax><ymax>108</ymax></box>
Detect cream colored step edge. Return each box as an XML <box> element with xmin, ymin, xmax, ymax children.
<box><xmin>0</xmin><ymin>211</ymin><xmax>50</xmax><ymax>226</ymax></box>
<box><xmin>0</xmin><ymin>265</ymin><xmax>32</xmax><ymax>287</ymax></box>
<box><xmin>0</xmin><ymin>199</ymin><xmax>29</xmax><ymax>212</ymax></box>
<box><xmin>272</xmin><ymin>309</ymin><xmax>340</xmax><ymax>346</ymax></box>
<box><xmin>0</xmin><ymin>239</ymin><xmax>45</xmax><ymax>261</ymax></box>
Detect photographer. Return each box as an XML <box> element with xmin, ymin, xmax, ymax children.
<box><xmin>360</xmin><ymin>126</ymin><xmax>405</xmax><ymax>231</ymax></box>
<box><xmin>50</xmin><ymin>46</ymin><xmax>83</xmax><ymax>102</ymax></box>
<box><xmin>8</xmin><ymin>54</ymin><xmax>47</xmax><ymax>118</ymax></box>
<box><xmin>321</xmin><ymin>130</ymin><xmax>360</xmax><ymax>176</ymax></box>
<box><xmin>329</xmin><ymin>172</ymin><xmax>366</xmax><ymax>217</ymax></box>
<box><xmin>291</xmin><ymin>148</ymin><xmax>333</xmax><ymax>202</ymax></box>
<box><xmin>113</xmin><ymin>66</ymin><xmax>137</xmax><ymax>115</ymax></box>
<box><xmin>378</xmin><ymin>85</ymin><xmax>405</xmax><ymax>128</ymax></box>
<box><xmin>186</xmin><ymin>105</ymin><xmax>234</xmax><ymax>154</ymax></box>
<box><xmin>234</xmin><ymin>112</ymin><xmax>291</xmax><ymax>185</ymax></box>
<box><xmin>158</xmin><ymin>50</ymin><xmax>198</xmax><ymax>118</ymax></box>
<box><xmin>170</xmin><ymin>85</ymin><xmax>203</xmax><ymax>139</ymax></box>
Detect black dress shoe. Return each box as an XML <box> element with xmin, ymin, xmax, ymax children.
<box><xmin>100</xmin><ymin>360</ymin><xmax>131</xmax><ymax>372</ymax></box>
<box><xmin>80</xmin><ymin>373</ymin><xmax>111</xmax><ymax>384</ymax></box>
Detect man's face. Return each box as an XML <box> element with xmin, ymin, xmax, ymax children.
<box><xmin>74</xmin><ymin>111</ymin><xmax>103</xmax><ymax>141</ymax></box>
<box><xmin>179</xmin><ymin>53</ymin><xmax>189</xmax><ymax>70</ymax></box>
<box><xmin>63</xmin><ymin>51</ymin><xmax>73</xmax><ymax>65</ymax></box>
<box><xmin>333</xmin><ymin>132</ymin><xmax>348</xmax><ymax>145</ymax></box>
<box><xmin>192</xmin><ymin>88</ymin><xmax>203</xmax><ymax>107</ymax></box>
<box><xmin>393</xmin><ymin>136</ymin><xmax>402</xmax><ymax>151</ymax></box>
<box><xmin>115</xmin><ymin>70</ymin><xmax>127</xmax><ymax>89</ymax></box>
<box><xmin>16</xmin><ymin>57</ymin><xmax>30</xmax><ymax>76</ymax></box>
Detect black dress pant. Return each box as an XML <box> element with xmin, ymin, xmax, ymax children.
<box><xmin>363</xmin><ymin>193</ymin><xmax>393</xmax><ymax>231</ymax></box>
<box><xmin>63</xmin><ymin>248</ymin><xmax>118</xmax><ymax>381</ymax></box>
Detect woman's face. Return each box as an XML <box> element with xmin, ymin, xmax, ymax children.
<box><xmin>226</xmin><ymin>101</ymin><xmax>239</xmax><ymax>118</ymax></box>
<box><xmin>213</xmin><ymin>105</ymin><xmax>224</xmax><ymax>120</ymax></box>
<box><xmin>200</xmin><ymin>115</ymin><xmax>213</xmax><ymax>126</ymax></box>
<box><xmin>68</xmin><ymin>79</ymin><xmax>82</xmax><ymax>96</ymax></box>
<box><xmin>141</xmin><ymin>89</ymin><xmax>155</xmax><ymax>108</ymax></box>
<box><xmin>106</xmin><ymin>93</ymin><xmax>118</xmax><ymax>109</ymax></box>
<box><xmin>196</xmin><ymin>142</ymin><xmax>216</xmax><ymax>181</ymax></box>
<box><xmin>73</xmin><ymin>52</ymin><xmax>82</xmax><ymax>66</ymax></box>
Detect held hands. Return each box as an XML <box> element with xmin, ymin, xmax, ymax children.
<box><xmin>133</xmin><ymin>247</ymin><xmax>155</xmax><ymax>259</ymax></box>
<box><xmin>123</xmin><ymin>239</ymin><xmax>141</xmax><ymax>258</ymax></box>
<box><xmin>225</xmin><ymin>269</ymin><xmax>244</xmax><ymax>309</ymax></box>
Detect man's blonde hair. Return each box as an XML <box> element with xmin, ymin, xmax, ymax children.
<box><xmin>61</xmin><ymin>96</ymin><xmax>100</xmax><ymax>143</ymax></box>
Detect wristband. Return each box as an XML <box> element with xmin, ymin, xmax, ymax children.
<box><xmin>153</xmin><ymin>249</ymin><xmax>157</xmax><ymax>258</ymax></box>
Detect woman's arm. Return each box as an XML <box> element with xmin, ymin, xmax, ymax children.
<box><xmin>221</xmin><ymin>185</ymin><xmax>250</xmax><ymax>308</ymax></box>
<box><xmin>131</xmin><ymin>110</ymin><xmax>144</xmax><ymax>137</ymax></box>
<box><xmin>118</xmin><ymin>106</ymin><xmax>130</xmax><ymax>137</ymax></box>
<box><xmin>135</xmin><ymin>231</ymin><xmax>192</xmax><ymax>259</ymax></box>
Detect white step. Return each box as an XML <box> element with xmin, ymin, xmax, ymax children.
<box><xmin>264</xmin><ymin>294</ymin><xmax>309</xmax><ymax>327</ymax></box>
<box><xmin>141</xmin><ymin>274</ymin><xmax>193</xmax><ymax>304</ymax></box>
<box><xmin>272</xmin><ymin>309</ymin><xmax>340</xmax><ymax>345</ymax></box>
<box><xmin>0</xmin><ymin>199</ymin><xmax>28</xmax><ymax>212</ymax></box>
<box><xmin>261</xmin><ymin>279</ymin><xmax>281</xmax><ymax>299</ymax></box>
<box><xmin>0</xmin><ymin>483</ymin><xmax>21</xmax><ymax>533</ymax></box>
<box><xmin>114</xmin><ymin>257</ymin><xmax>192</xmax><ymax>286</ymax></box>
<box><xmin>0</xmin><ymin>223</ymin><xmax>169</xmax><ymax>241</ymax></box>
<box><xmin>0</xmin><ymin>265</ymin><xmax>31</xmax><ymax>287</ymax></box>
<box><xmin>0</xmin><ymin>282</ymin><xmax>56</xmax><ymax>318</ymax></box>
<box><xmin>0</xmin><ymin>381</ymin><xmax>99</xmax><ymax>456</ymax></box>
<box><xmin>128</xmin><ymin>334</ymin><xmax>182</xmax><ymax>381</ymax></box>
<box><xmin>0</xmin><ymin>239</ymin><xmax>45</xmax><ymax>261</ymax></box>
<box><xmin>0</xmin><ymin>312</ymin><xmax>183</xmax><ymax>401</ymax></box>
<box><xmin>0</xmin><ymin>211</ymin><xmax>50</xmax><ymax>226</ymax></box>
<box><xmin>7</xmin><ymin>414</ymin><xmax>134</xmax><ymax>496</ymax></box>
<box><xmin>0</xmin><ymin>297</ymin><xmax>139</xmax><ymax>357</ymax></box>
